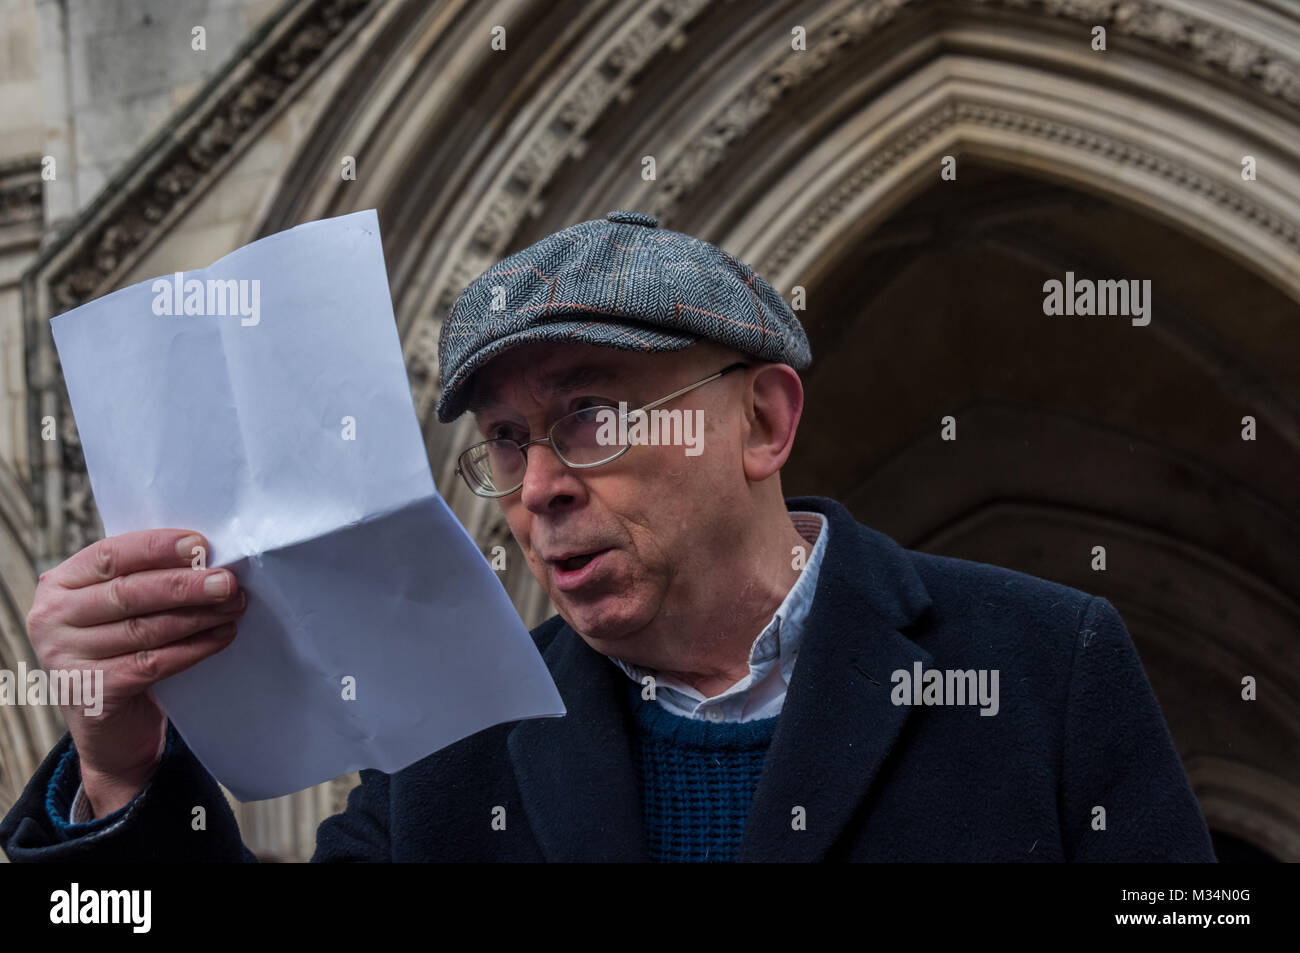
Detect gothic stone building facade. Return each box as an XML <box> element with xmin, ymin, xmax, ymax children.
<box><xmin>0</xmin><ymin>0</ymin><xmax>1297</xmax><ymax>861</ymax></box>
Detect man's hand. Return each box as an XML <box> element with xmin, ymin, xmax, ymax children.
<box><xmin>26</xmin><ymin>530</ymin><xmax>247</xmax><ymax>819</ymax></box>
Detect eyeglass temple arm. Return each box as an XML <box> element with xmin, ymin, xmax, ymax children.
<box><xmin>635</xmin><ymin>362</ymin><xmax>751</xmax><ymax>414</ymax></box>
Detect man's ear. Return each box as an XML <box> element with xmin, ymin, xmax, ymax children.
<box><xmin>740</xmin><ymin>363</ymin><xmax>803</xmax><ymax>482</ymax></box>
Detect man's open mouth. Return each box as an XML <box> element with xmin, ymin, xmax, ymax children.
<box><xmin>558</xmin><ymin>551</ymin><xmax>604</xmax><ymax>572</ymax></box>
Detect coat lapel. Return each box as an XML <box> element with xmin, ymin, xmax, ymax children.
<box><xmin>507</xmin><ymin>624</ymin><xmax>649</xmax><ymax>861</ymax></box>
<box><xmin>738</xmin><ymin>496</ymin><xmax>934</xmax><ymax>862</ymax></box>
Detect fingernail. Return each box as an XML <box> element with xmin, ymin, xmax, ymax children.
<box><xmin>204</xmin><ymin>571</ymin><xmax>231</xmax><ymax>598</ymax></box>
<box><xmin>177</xmin><ymin>534</ymin><xmax>204</xmax><ymax>559</ymax></box>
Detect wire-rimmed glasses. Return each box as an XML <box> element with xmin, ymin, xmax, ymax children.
<box><xmin>455</xmin><ymin>362</ymin><xmax>750</xmax><ymax>498</ymax></box>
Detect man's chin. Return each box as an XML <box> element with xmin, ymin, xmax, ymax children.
<box><xmin>554</xmin><ymin>593</ymin><xmax>649</xmax><ymax>646</ymax></box>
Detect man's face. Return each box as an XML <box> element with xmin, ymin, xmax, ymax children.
<box><xmin>466</xmin><ymin>339</ymin><xmax>750</xmax><ymax>649</ymax></box>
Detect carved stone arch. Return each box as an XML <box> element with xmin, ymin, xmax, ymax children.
<box><xmin>733</xmin><ymin>56</ymin><xmax>1300</xmax><ymax>321</ymax></box>
<box><xmin>247</xmin><ymin>0</ymin><xmax>1300</xmax><ymax>437</ymax></box>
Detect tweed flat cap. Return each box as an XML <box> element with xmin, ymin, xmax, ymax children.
<box><xmin>434</xmin><ymin>209</ymin><xmax>812</xmax><ymax>423</ymax></box>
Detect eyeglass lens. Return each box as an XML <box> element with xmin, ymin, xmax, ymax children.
<box><xmin>460</xmin><ymin>404</ymin><xmax>627</xmax><ymax>493</ymax></box>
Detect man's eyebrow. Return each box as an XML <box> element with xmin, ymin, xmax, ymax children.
<box><xmin>468</xmin><ymin>364</ymin><xmax>623</xmax><ymax>414</ymax></box>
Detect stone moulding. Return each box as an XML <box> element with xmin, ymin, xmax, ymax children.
<box><xmin>974</xmin><ymin>0</ymin><xmax>1300</xmax><ymax>107</ymax></box>
<box><xmin>648</xmin><ymin>0</ymin><xmax>1300</xmax><ymax>225</ymax></box>
<box><xmin>45</xmin><ymin>0</ymin><xmax>375</xmax><ymax>314</ymax></box>
<box><xmin>0</xmin><ymin>157</ymin><xmax>43</xmax><ymax>235</ymax></box>
<box><xmin>757</xmin><ymin>99</ymin><xmax>1300</xmax><ymax>280</ymax></box>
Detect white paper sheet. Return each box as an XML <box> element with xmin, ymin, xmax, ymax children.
<box><xmin>51</xmin><ymin>209</ymin><xmax>565</xmax><ymax>801</ymax></box>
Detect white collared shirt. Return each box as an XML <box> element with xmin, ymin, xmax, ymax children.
<box><xmin>609</xmin><ymin>509</ymin><xmax>828</xmax><ymax>723</ymax></box>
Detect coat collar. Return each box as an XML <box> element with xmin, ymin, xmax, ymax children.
<box><xmin>506</xmin><ymin>495</ymin><xmax>934</xmax><ymax>862</ymax></box>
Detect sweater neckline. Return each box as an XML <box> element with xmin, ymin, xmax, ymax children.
<box><xmin>626</xmin><ymin>680</ymin><xmax>780</xmax><ymax>750</ymax></box>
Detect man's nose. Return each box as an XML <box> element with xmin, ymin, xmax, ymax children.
<box><xmin>519</xmin><ymin>439</ymin><xmax>583</xmax><ymax>512</ymax></box>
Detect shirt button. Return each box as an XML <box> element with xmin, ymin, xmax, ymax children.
<box><xmin>707</xmin><ymin>709</ymin><xmax>723</xmax><ymax>722</ymax></box>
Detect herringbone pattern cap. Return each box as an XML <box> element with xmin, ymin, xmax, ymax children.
<box><xmin>435</xmin><ymin>209</ymin><xmax>812</xmax><ymax>422</ymax></box>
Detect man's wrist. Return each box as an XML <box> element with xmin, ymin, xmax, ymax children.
<box><xmin>80</xmin><ymin>763</ymin><xmax>156</xmax><ymax>819</ymax></box>
<box><xmin>78</xmin><ymin>716</ymin><xmax>170</xmax><ymax>818</ymax></box>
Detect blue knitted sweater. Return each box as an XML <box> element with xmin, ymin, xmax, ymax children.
<box><xmin>626</xmin><ymin>682</ymin><xmax>780</xmax><ymax>862</ymax></box>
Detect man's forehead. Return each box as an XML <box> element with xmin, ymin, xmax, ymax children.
<box><xmin>466</xmin><ymin>346</ymin><xmax>646</xmax><ymax>414</ymax></box>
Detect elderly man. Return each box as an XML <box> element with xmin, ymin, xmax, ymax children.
<box><xmin>2</xmin><ymin>210</ymin><xmax>1214</xmax><ymax>862</ymax></box>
